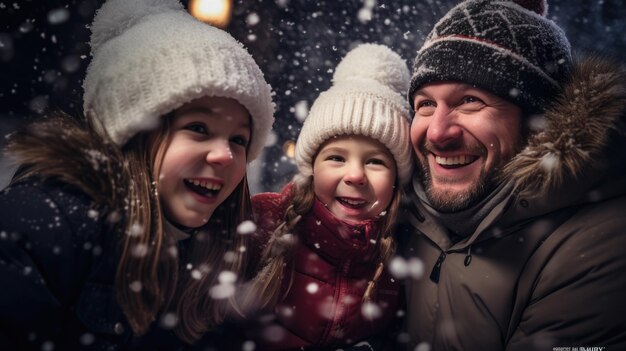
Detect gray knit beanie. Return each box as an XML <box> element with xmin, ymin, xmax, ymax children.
<box><xmin>295</xmin><ymin>44</ymin><xmax>413</xmax><ymax>185</ymax></box>
<box><xmin>83</xmin><ymin>0</ymin><xmax>274</xmax><ymax>161</ymax></box>
<box><xmin>408</xmin><ymin>0</ymin><xmax>572</xmax><ymax>113</ymax></box>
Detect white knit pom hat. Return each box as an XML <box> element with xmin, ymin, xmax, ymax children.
<box><xmin>83</xmin><ymin>0</ymin><xmax>274</xmax><ymax>161</ymax></box>
<box><xmin>294</xmin><ymin>44</ymin><xmax>413</xmax><ymax>184</ymax></box>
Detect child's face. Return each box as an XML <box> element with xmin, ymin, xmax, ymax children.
<box><xmin>313</xmin><ymin>135</ymin><xmax>397</xmax><ymax>222</ymax></box>
<box><xmin>157</xmin><ymin>96</ymin><xmax>250</xmax><ymax>228</ymax></box>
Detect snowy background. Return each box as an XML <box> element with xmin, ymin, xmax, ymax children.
<box><xmin>1</xmin><ymin>0</ymin><xmax>625</xmax><ymax>193</ymax></box>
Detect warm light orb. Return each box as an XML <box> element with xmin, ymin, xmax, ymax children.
<box><xmin>282</xmin><ymin>140</ymin><xmax>296</xmax><ymax>159</ymax></box>
<box><xmin>188</xmin><ymin>0</ymin><xmax>233</xmax><ymax>29</ymax></box>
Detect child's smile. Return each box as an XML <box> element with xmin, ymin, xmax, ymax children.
<box><xmin>312</xmin><ymin>135</ymin><xmax>397</xmax><ymax>222</ymax></box>
<box><xmin>156</xmin><ymin>96</ymin><xmax>250</xmax><ymax>228</ymax></box>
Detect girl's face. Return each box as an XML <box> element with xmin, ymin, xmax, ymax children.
<box><xmin>157</xmin><ymin>96</ymin><xmax>250</xmax><ymax>228</ymax></box>
<box><xmin>313</xmin><ymin>135</ymin><xmax>397</xmax><ymax>222</ymax></box>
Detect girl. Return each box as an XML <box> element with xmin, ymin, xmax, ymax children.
<box><xmin>0</xmin><ymin>0</ymin><xmax>273</xmax><ymax>350</ymax></box>
<box><xmin>245</xmin><ymin>44</ymin><xmax>412</xmax><ymax>350</ymax></box>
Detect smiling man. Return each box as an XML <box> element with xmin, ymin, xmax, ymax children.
<box><xmin>400</xmin><ymin>0</ymin><xmax>626</xmax><ymax>350</ymax></box>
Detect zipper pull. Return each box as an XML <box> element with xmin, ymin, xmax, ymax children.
<box><xmin>464</xmin><ymin>245</ymin><xmax>472</xmax><ymax>267</ymax></box>
<box><xmin>429</xmin><ymin>251</ymin><xmax>447</xmax><ymax>283</ymax></box>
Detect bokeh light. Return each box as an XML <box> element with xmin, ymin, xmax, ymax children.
<box><xmin>188</xmin><ymin>0</ymin><xmax>233</xmax><ymax>28</ymax></box>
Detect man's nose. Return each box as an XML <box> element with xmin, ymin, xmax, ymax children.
<box><xmin>426</xmin><ymin>106</ymin><xmax>462</xmax><ymax>146</ymax></box>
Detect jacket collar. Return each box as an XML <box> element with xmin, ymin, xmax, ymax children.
<box><xmin>297</xmin><ymin>198</ymin><xmax>381</xmax><ymax>263</ymax></box>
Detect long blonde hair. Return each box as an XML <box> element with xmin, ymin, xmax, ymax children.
<box><xmin>243</xmin><ymin>173</ymin><xmax>401</xmax><ymax>313</ymax></box>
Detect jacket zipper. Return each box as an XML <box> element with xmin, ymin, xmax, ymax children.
<box><xmin>429</xmin><ymin>251</ymin><xmax>446</xmax><ymax>283</ymax></box>
<box><xmin>321</xmin><ymin>257</ymin><xmax>351</xmax><ymax>345</ymax></box>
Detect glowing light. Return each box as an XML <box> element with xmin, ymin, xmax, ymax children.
<box><xmin>282</xmin><ymin>140</ymin><xmax>296</xmax><ymax>158</ymax></box>
<box><xmin>189</xmin><ymin>0</ymin><xmax>233</xmax><ymax>29</ymax></box>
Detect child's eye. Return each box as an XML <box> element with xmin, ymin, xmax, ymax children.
<box><xmin>230</xmin><ymin>135</ymin><xmax>249</xmax><ymax>147</ymax></box>
<box><xmin>185</xmin><ymin>123</ymin><xmax>208</xmax><ymax>134</ymax></box>
<box><xmin>366</xmin><ymin>158</ymin><xmax>387</xmax><ymax>166</ymax></box>
<box><xmin>326</xmin><ymin>155</ymin><xmax>345</xmax><ymax>162</ymax></box>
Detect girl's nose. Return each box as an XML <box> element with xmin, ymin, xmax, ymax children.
<box><xmin>205</xmin><ymin>140</ymin><xmax>233</xmax><ymax>166</ymax></box>
<box><xmin>344</xmin><ymin>164</ymin><xmax>367</xmax><ymax>187</ymax></box>
<box><xmin>426</xmin><ymin>106</ymin><xmax>462</xmax><ymax>146</ymax></box>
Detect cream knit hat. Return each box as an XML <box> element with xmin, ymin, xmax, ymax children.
<box><xmin>83</xmin><ymin>0</ymin><xmax>274</xmax><ymax>161</ymax></box>
<box><xmin>295</xmin><ymin>44</ymin><xmax>413</xmax><ymax>184</ymax></box>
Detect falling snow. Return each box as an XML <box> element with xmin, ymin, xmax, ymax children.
<box><xmin>361</xmin><ymin>301</ymin><xmax>382</xmax><ymax>320</ymax></box>
<box><xmin>237</xmin><ymin>220</ymin><xmax>257</xmax><ymax>235</ymax></box>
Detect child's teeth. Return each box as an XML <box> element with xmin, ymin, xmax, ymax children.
<box><xmin>188</xmin><ymin>179</ymin><xmax>222</xmax><ymax>191</ymax></box>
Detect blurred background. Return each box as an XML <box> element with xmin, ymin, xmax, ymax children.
<box><xmin>1</xmin><ymin>0</ymin><xmax>625</xmax><ymax>193</ymax></box>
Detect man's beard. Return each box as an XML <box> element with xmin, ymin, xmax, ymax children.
<box><xmin>417</xmin><ymin>141</ymin><xmax>501</xmax><ymax>213</ymax></box>
<box><xmin>418</xmin><ymin>161</ymin><xmax>500</xmax><ymax>212</ymax></box>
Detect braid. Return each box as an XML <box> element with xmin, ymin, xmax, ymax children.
<box><xmin>363</xmin><ymin>185</ymin><xmax>402</xmax><ymax>302</ymax></box>
<box><xmin>240</xmin><ymin>177</ymin><xmax>314</xmax><ymax>312</ymax></box>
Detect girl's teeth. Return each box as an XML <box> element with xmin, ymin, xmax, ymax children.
<box><xmin>187</xmin><ymin>179</ymin><xmax>222</xmax><ymax>191</ymax></box>
<box><xmin>342</xmin><ymin>198</ymin><xmax>365</xmax><ymax>205</ymax></box>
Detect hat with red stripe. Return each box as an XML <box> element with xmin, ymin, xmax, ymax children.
<box><xmin>408</xmin><ymin>0</ymin><xmax>572</xmax><ymax>113</ymax></box>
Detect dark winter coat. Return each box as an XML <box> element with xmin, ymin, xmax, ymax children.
<box><xmin>251</xmin><ymin>186</ymin><xmax>401</xmax><ymax>350</ymax></box>
<box><xmin>0</xmin><ymin>117</ymin><xmax>248</xmax><ymax>350</ymax></box>
<box><xmin>400</xmin><ymin>57</ymin><xmax>626</xmax><ymax>350</ymax></box>
<box><xmin>0</xmin><ymin>177</ymin><xmax>188</xmax><ymax>350</ymax></box>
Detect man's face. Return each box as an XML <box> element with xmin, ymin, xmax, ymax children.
<box><xmin>410</xmin><ymin>82</ymin><xmax>523</xmax><ymax>212</ymax></box>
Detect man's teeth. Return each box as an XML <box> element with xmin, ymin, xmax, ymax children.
<box><xmin>435</xmin><ymin>155</ymin><xmax>476</xmax><ymax>166</ymax></box>
<box><xmin>190</xmin><ymin>179</ymin><xmax>222</xmax><ymax>191</ymax></box>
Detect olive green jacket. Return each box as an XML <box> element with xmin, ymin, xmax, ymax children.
<box><xmin>402</xmin><ymin>57</ymin><xmax>626</xmax><ymax>350</ymax></box>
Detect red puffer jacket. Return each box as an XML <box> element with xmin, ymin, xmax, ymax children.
<box><xmin>251</xmin><ymin>185</ymin><xmax>400</xmax><ymax>350</ymax></box>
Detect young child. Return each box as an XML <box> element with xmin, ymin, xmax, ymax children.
<box><xmin>0</xmin><ymin>0</ymin><xmax>273</xmax><ymax>350</ymax></box>
<box><xmin>246</xmin><ymin>44</ymin><xmax>412</xmax><ymax>350</ymax></box>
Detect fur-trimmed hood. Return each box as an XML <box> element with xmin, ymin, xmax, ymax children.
<box><xmin>5</xmin><ymin>113</ymin><xmax>128</xmax><ymax>210</ymax></box>
<box><xmin>504</xmin><ymin>56</ymin><xmax>626</xmax><ymax>200</ymax></box>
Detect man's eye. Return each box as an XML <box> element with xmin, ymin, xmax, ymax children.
<box><xmin>419</xmin><ymin>100</ymin><xmax>435</xmax><ymax>107</ymax></box>
<box><xmin>462</xmin><ymin>96</ymin><xmax>482</xmax><ymax>104</ymax></box>
<box><xmin>185</xmin><ymin>123</ymin><xmax>207</xmax><ymax>134</ymax></box>
<box><xmin>416</xmin><ymin>100</ymin><xmax>436</xmax><ymax>115</ymax></box>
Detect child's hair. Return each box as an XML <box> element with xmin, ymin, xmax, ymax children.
<box><xmin>243</xmin><ymin>44</ymin><xmax>412</xmax><ymax>313</ymax></box>
<box><xmin>117</xmin><ymin>117</ymin><xmax>254</xmax><ymax>342</ymax></box>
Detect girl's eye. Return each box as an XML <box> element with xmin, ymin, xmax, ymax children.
<box><xmin>326</xmin><ymin>155</ymin><xmax>345</xmax><ymax>162</ymax></box>
<box><xmin>366</xmin><ymin>158</ymin><xmax>386</xmax><ymax>166</ymax></box>
<box><xmin>185</xmin><ymin>123</ymin><xmax>208</xmax><ymax>134</ymax></box>
<box><xmin>230</xmin><ymin>135</ymin><xmax>249</xmax><ymax>147</ymax></box>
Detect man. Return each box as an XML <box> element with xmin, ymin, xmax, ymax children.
<box><xmin>400</xmin><ymin>0</ymin><xmax>626</xmax><ymax>350</ymax></box>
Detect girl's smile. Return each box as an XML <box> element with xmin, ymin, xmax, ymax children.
<box><xmin>312</xmin><ymin>135</ymin><xmax>397</xmax><ymax>222</ymax></box>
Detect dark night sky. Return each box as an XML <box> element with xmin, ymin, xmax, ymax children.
<box><xmin>1</xmin><ymin>0</ymin><xmax>625</xmax><ymax>192</ymax></box>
